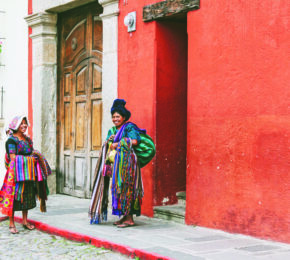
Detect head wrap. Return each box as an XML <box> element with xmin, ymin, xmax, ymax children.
<box><xmin>110</xmin><ymin>99</ymin><xmax>131</xmax><ymax>121</ymax></box>
<box><xmin>5</xmin><ymin>126</ymin><xmax>12</xmax><ymax>136</ymax></box>
<box><xmin>8</xmin><ymin>115</ymin><xmax>30</xmax><ymax>131</ymax></box>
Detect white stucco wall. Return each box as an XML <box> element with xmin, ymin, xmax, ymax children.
<box><xmin>1</xmin><ymin>2</ymin><xmax>28</xmax><ymax>127</ymax></box>
<box><xmin>0</xmin><ymin>1</ymin><xmax>28</xmax><ymax>186</ymax></box>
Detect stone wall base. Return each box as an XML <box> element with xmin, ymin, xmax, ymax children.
<box><xmin>47</xmin><ymin>171</ymin><xmax>56</xmax><ymax>195</ymax></box>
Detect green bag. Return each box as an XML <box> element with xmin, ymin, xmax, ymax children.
<box><xmin>134</xmin><ymin>133</ymin><xmax>156</xmax><ymax>168</ymax></box>
<box><xmin>108</xmin><ymin>124</ymin><xmax>156</xmax><ymax>168</ymax></box>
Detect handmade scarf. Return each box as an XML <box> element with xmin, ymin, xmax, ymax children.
<box><xmin>12</xmin><ymin>151</ymin><xmax>50</xmax><ymax>203</ymax></box>
<box><xmin>32</xmin><ymin>150</ymin><xmax>51</xmax><ymax>211</ymax></box>
<box><xmin>111</xmin><ymin>123</ymin><xmax>144</xmax><ymax>216</ymax></box>
<box><xmin>32</xmin><ymin>150</ymin><xmax>52</xmax><ymax>181</ymax></box>
<box><xmin>113</xmin><ymin>122</ymin><xmax>146</xmax><ymax>142</ymax></box>
<box><xmin>14</xmin><ymin>155</ymin><xmax>36</xmax><ymax>182</ymax></box>
<box><xmin>0</xmin><ymin>151</ymin><xmax>51</xmax><ymax>215</ymax></box>
<box><xmin>112</xmin><ymin>138</ymin><xmax>143</xmax><ymax>216</ymax></box>
<box><xmin>89</xmin><ymin>141</ymin><xmax>111</xmax><ymax>224</ymax></box>
<box><xmin>89</xmin><ymin>123</ymin><xmax>145</xmax><ymax>224</ymax></box>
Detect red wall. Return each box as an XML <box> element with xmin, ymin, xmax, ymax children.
<box><xmin>118</xmin><ymin>0</ymin><xmax>290</xmax><ymax>242</ymax></box>
<box><xmin>187</xmin><ymin>0</ymin><xmax>290</xmax><ymax>242</ymax></box>
<box><xmin>155</xmin><ymin>21</ymin><xmax>187</xmax><ymax>205</ymax></box>
<box><xmin>118</xmin><ymin>1</ymin><xmax>188</xmax><ymax>212</ymax></box>
<box><xmin>118</xmin><ymin>1</ymin><xmax>160</xmax><ymax>216</ymax></box>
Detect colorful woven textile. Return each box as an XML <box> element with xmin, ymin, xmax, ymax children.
<box><xmin>0</xmin><ymin>160</ymin><xmax>16</xmax><ymax>216</ymax></box>
<box><xmin>108</xmin><ymin>122</ymin><xmax>156</xmax><ymax>168</ymax></box>
<box><xmin>14</xmin><ymin>182</ymin><xmax>25</xmax><ymax>202</ymax></box>
<box><xmin>112</xmin><ymin>138</ymin><xmax>143</xmax><ymax>216</ymax></box>
<box><xmin>0</xmin><ymin>120</ymin><xmax>37</xmax><ymax>216</ymax></box>
<box><xmin>13</xmin><ymin>182</ymin><xmax>36</xmax><ymax>211</ymax></box>
<box><xmin>0</xmin><ymin>136</ymin><xmax>51</xmax><ymax>215</ymax></box>
<box><xmin>12</xmin><ymin>152</ymin><xmax>50</xmax><ymax>202</ymax></box>
<box><xmin>89</xmin><ymin>141</ymin><xmax>110</xmax><ymax>224</ymax></box>
<box><xmin>89</xmin><ymin>123</ymin><xmax>145</xmax><ymax>224</ymax></box>
<box><xmin>4</xmin><ymin>153</ymin><xmax>9</xmax><ymax>169</ymax></box>
<box><xmin>14</xmin><ymin>155</ymin><xmax>35</xmax><ymax>182</ymax></box>
<box><xmin>32</xmin><ymin>150</ymin><xmax>52</xmax><ymax>181</ymax></box>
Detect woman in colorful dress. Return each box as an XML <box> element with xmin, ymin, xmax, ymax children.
<box><xmin>0</xmin><ymin>115</ymin><xmax>50</xmax><ymax>234</ymax></box>
<box><xmin>89</xmin><ymin>99</ymin><xmax>155</xmax><ymax>228</ymax></box>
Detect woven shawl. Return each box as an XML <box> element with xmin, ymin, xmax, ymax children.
<box><xmin>89</xmin><ymin>141</ymin><xmax>110</xmax><ymax>224</ymax></box>
<box><xmin>112</xmin><ymin>138</ymin><xmax>143</xmax><ymax>216</ymax></box>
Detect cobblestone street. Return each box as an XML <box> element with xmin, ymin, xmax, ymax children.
<box><xmin>0</xmin><ymin>220</ymin><xmax>129</xmax><ymax>260</ymax></box>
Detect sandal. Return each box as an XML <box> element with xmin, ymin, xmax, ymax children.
<box><xmin>113</xmin><ymin>216</ymin><xmax>126</xmax><ymax>226</ymax></box>
<box><xmin>9</xmin><ymin>226</ymin><xmax>19</xmax><ymax>234</ymax></box>
<box><xmin>117</xmin><ymin>221</ymin><xmax>135</xmax><ymax>228</ymax></box>
<box><xmin>23</xmin><ymin>223</ymin><xmax>35</xmax><ymax>230</ymax></box>
<box><xmin>113</xmin><ymin>220</ymin><xmax>123</xmax><ymax>226</ymax></box>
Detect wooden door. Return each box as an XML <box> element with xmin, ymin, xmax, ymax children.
<box><xmin>57</xmin><ymin>3</ymin><xmax>103</xmax><ymax>198</ymax></box>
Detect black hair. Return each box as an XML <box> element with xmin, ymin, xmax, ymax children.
<box><xmin>110</xmin><ymin>99</ymin><xmax>131</xmax><ymax>121</ymax></box>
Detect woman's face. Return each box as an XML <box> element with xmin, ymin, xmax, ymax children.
<box><xmin>112</xmin><ymin>112</ymin><xmax>126</xmax><ymax>128</ymax></box>
<box><xmin>17</xmin><ymin>119</ymin><xmax>28</xmax><ymax>134</ymax></box>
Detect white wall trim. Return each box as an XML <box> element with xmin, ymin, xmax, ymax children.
<box><xmin>99</xmin><ymin>0</ymin><xmax>119</xmax><ymax>141</ymax></box>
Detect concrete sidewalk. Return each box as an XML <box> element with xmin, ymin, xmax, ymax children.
<box><xmin>1</xmin><ymin>194</ymin><xmax>290</xmax><ymax>260</ymax></box>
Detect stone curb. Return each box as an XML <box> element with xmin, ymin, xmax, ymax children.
<box><xmin>2</xmin><ymin>216</ymin><xmax>171</xmax><ymax>260</ymax></box>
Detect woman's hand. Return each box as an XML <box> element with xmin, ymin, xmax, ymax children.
<box><xmin>131</xmin><ymin>139</ymin><xmax>138</xmax><ymax>146</ymax></box>
<box><xmin>108</xmin><ymin>135</ymin><xmax>115</xmax><ymax>141</ymax></box>
<box><xmin>109</xmin><ymin>138</ymin><xmax>138</xmax><ymax>149</ymax></box>
<box><xmin>111</xmin><ymin>142</ymin><xmax>118</xmax><ymax>150</ymax></box>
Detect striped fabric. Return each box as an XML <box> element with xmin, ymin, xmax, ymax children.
<box><xmin>1</xmin><ymin>151</ymin><xmax>51</xmax><ymax>210</ymax></box>
<box><xmin>32</xmin><ymin>150</ymin><xmax>52</xmax><ymax>180</ymax></box>
<box><xmin>12</xmin><ymin>151</ymin><xmax>51</xmax><ymax>202</ymax></box>
<box><xmin>4</xmin><ymin>153</ymin><xmax>9</xmax><ymax>169</ymax></box>
<box><xmin>1</xmin><ymin>132</ymin><xmax>52</xmax><ymax>216</ymax></box>
<box><xmin>112</xmin><ymin>138</ymin><xmax>143</xmax><ymax>217</ymax></box>
<box><xmin>13</xmin><ymin>151</ymin><xmax>51</xmax><ymax>183</ymax></box>
<box><xmin>14</xmin><ymin>182</ymin><xmax>25</xmax><ymax>202</ymax></box>
<box><xmin>89</xmin><ymin>141</ymin><xmax>110</xmax><ymax>224</ymax></box>
<box><xmin>14</xmin><ymin>155</ymin><xmax>35</xmax><ymax>182</ymax></box>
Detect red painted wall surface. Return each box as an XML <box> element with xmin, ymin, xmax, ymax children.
<box><xmin>118</xmin><ymin>0</ymin><xmax>290</xmax><ymax>242</ymax></box>
<box><xmin>155</xmin><ymin>21</ymin><xmax>187</xmax><ymax>205</ymax></box>
<box><xmin>118</xmin><ymin>1</ymin><xmax>160</xmax><ymax>216</ymax></box>
<box><xmin>118</xmin><ymin>1</ymin><xmax>188</xmax><ymax>213</ymax></box>
<box><xmin>187</xmin><ymin>0</ymin><xmax>290</xmax><ymax>242</ymax></box>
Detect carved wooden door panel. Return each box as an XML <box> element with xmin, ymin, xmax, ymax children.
<box><xmin>58</xmin><ymin>3</ymin><xmax>103</xmax><ymax>198</ymax></box>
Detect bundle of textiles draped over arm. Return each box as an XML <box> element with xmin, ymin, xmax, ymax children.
<box><xmin>112</xmin><ymin>137</ymin><xmax>143</xmax><ymax>217</ymax></box>
<box><xmin>11</xmin><ymin>150</ymin><xmax>51</xmax><ymax>212</ymax></box>
<box><xmin>89</xmin><ymin>138</ymin><xmax>144</xmax><ymax>224</ymax></box>
<box><xmin>1</xmin><ymin>132</ymin><xmax>52</xmax><ymax>216</ymax></box>
<box><xmin>89</xmin><ymin>121</ymin><xmax>155</xmax><ymax>224</ymax></box>
<box><xmin>32</xmin><ymin>150</ymin><xmax>51</xmax><ymax>212</ymax></box>
<box><xmin>89</xmin><ymin>141</ymin><xmax>111</xmax><ymax>224</ymax></box>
